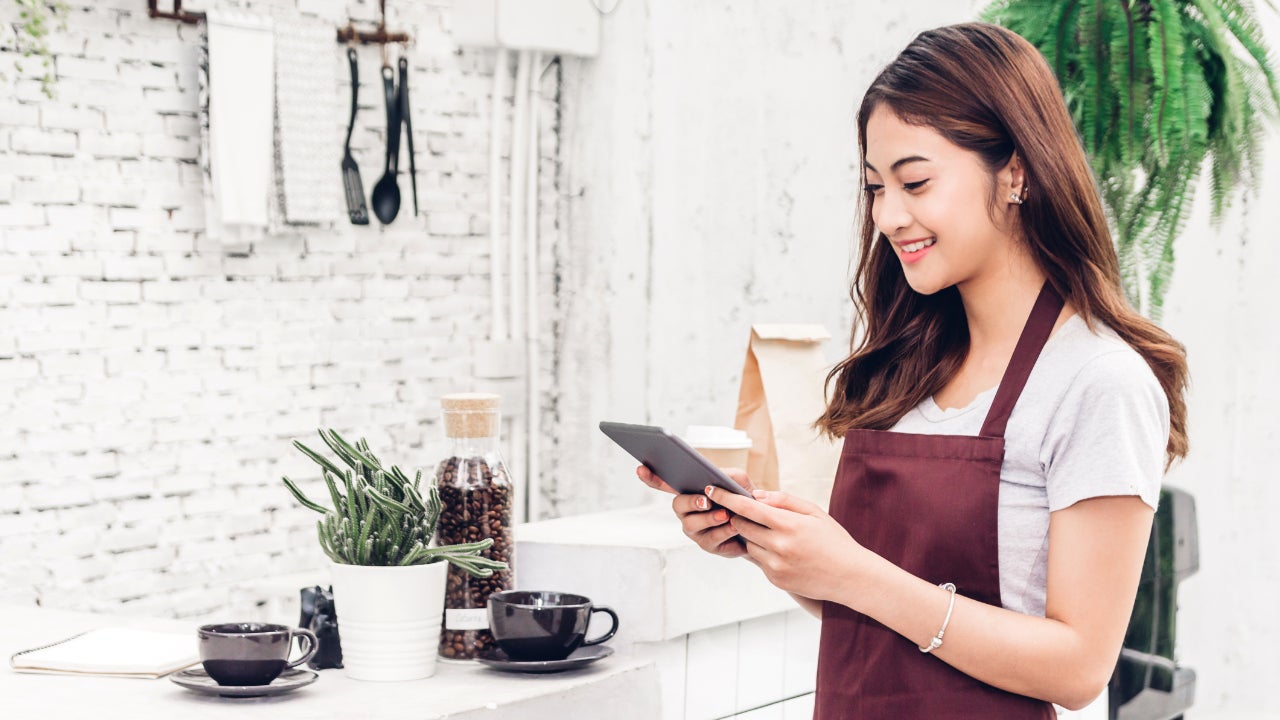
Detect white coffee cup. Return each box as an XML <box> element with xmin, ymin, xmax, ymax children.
<box><xmin>684</xmin><ymin>425</ymin><xmax>752</xmax><ymax>472</ymax></box>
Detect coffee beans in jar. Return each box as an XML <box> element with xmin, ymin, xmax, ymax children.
<box><xmin>434</xmin><ymin>394</ymin><xmax>515</xmax><ymax>661</ymax></box>
<box><xmin>437</xmin><ymin>457</ymin><xmax>514</xmax><ymax>659</ymax></box>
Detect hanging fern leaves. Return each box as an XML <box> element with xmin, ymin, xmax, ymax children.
<box><xmin>984</xmin><ymin>0</ymin><xmax>1280</xmax><ymax>319</ymax></box>
<box><xmin>1116</xmin><ymin>2</ymin><xmax>1148</xmax><ymax>165</ymax></box>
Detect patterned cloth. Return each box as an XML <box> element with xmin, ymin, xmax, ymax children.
<box><xmin>273</xmin><ymin>16</ymin><xmax>340</xmax><ymax>226</ymax></box>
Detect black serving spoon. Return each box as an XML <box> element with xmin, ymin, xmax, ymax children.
<box><xmin>370</xmin><ymin>63</ymin><xmax>401</xmax><ymax>225</ymax></box>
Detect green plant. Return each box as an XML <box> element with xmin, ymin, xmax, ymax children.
<box><xmin>6</xmin><ymin>0</ymin><xmax>67</xmax><ymax>98</ymax></box>
<box><xmin>983</xmin><ymin>0</ymin><xmax>1280</xmax><ymax>318</ymax></box>
<box><xmin>282</xmin><ymin>429</ymin><xmax>508</xmax><ymax>577</ymax></box>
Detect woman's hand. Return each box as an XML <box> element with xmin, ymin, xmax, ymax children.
<box><xmin>707</xmin><ymin>485</ymin><xmax>868</xmax><ymax>602</ymax></box>
<box><xmin>636</xmin><ymin>465</ymin><xmax>754</xmax><ymax>559</ymax></box>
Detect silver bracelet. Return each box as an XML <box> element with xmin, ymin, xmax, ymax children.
<box><xmin>919</xmin><ymin>582</ymin><xmax>957</xmax><ymax>653</ymax></box>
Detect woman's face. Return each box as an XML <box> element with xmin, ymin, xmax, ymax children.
<box><xmin>863</xmin><ymin>105</ymin><xmax>1020</xmax><ymax>296</ymax></box>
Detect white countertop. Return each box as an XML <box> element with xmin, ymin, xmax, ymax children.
<box><xmin>1</xmin><ymin>605</ymin><xmax>660</xmax><ymax>720</ymax></box>
<box><xmin>2</xmin><ymin>504</ymin><xmax>797</xmax><ymax>719</ymax></box>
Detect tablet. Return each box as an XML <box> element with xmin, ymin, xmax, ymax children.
<box><xmin>599</xmin><ymin>421</ymin><xmax>753</xmax><ymax>497</ymax></box>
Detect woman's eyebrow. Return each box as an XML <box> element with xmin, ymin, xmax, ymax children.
<box><xmin>863</xmin><ymin>155</ymin><xmax>932</xmax><ymax>173</ymax></box>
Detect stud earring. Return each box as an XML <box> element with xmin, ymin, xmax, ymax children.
<box><xmin>1009</xmin><ymin>192</ymin><xmax>1023</xmax><ymax>205</ymax></box>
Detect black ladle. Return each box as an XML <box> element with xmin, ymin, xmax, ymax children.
<box><xmin>370</xmin><ymin>64</ymin><xmax>401</xmax><ymax>225</ymax></box>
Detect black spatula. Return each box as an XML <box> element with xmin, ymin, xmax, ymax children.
<box><xmin>342</xmin><ymin>48</ymin><xmax>369</xmax><ymax>225</ymax></box>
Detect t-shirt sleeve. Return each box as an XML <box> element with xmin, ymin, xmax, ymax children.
<box><xmin>1040</xmin><ymin>349</ymin><xmax>1169</xmax><ymax>512</ymax></box>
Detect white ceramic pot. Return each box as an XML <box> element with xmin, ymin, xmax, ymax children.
<box><xmin>330</xmin><ymin>561</ymin><xmax>448</xmax><ymax>681</ymax></box>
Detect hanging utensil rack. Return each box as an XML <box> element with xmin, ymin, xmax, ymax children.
<box><xmin>146</xmin><ymin>0</ymin><xmax>205</xmax><ymax>24</ymax></box>
<box><xmin>145</xmin><ymin>0</ymin><xmax>411</xmax><ymax>45</ymax></box>
<box><xmin>336</xmin><ymin>0</ymin><xmax>410</xmax><ymax>45</ymax></box>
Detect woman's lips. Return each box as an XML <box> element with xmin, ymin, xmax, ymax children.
<box><xmin>899</xmin><ymin>238</ymin><xmax>935</xmax><ymax>264</ymax></box>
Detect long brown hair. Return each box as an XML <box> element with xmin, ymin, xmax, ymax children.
<box><xmin>816</xmin><ymin>23</ymin><xmax>1189</xmax><ymax>469</ymax></box>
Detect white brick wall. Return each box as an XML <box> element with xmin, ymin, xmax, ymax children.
<box><xmin>0</xmin><ymin>0</ymin><xmax>563</xmax><ymax>616</ymax></box>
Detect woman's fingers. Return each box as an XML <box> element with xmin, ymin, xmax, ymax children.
<box><xmin>751</xmin><ymin>488</ymin><xmax>822</xmax><ymax>516</ymax></box>
<box><xmin>636</xmin><ymin>465</ymin><xmax>677</xmax><ymax>494</ymax></box>
<box><xmin>741</xmin><ymin>536</ymin><xmax>773</xmax><ymax>565</ymax></box>
<box><xmin>670</xmin><ymin>493</ymin><xmax>742</xmax><ymax>553</ymax></box>
<box><xmin>671</xmin><ymin>492</ymin><xmax>712</xmax><ymax>517</ymax></box>
<box><xmin>728</xmin><ymin>513</ymin><xmax>770</xmax><ymax>545</ymax></box>
<box><xmin>705</xmin><ymin>485</ymin><xmax>783</xmax><ymax>529</ymax></box>
<box><xmin>693</xmin><ymin>516</ymin><xmax>742</xmax><ymax>554</ymax></box>
<box><xmin>675</xmin><ymin>495</ymin><xmax>730</xmax><ymax>531</ymax></box>
<box><xmin>713</xmin><ymin>536</ymin><xmax>748</xmax><ymax>558</ymax></box>
<box><xmin>643</xmin><ymin>466</ymin><xmax>753</xmax><ymax>560</ymax></box>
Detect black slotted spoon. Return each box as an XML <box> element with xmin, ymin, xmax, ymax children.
<box><xmin>342</xmin><ymin>47</ymin><xmax>369</xmax><ymax>225</ymax></box>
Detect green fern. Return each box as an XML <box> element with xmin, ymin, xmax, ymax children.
<box><xmin>984</xmin><ymin>0</ymin><xmax>1280</xmax><ymax>319</ymax></box>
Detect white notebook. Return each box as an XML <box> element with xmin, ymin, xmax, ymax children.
<box><xmin>9</xmin><ymin>627</ymin><xmax>199</xmax><ymax>679</ymax></box>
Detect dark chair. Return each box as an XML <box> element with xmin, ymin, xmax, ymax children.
<box><xmin>1109</xmin><ymin>486</ymin><xmax>1198</xmax><ymax>720</ymax></box>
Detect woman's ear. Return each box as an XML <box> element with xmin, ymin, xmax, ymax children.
<box><xmin>1002</xmin><ymin>152</ymin><xmax>1027</xmax><ymax>205</ymax></box>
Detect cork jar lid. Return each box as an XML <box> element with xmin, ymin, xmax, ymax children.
<box><xmin>441</xmin><ymin>393</ymin><xmax>501</xmax><ymax>438</ymax></box>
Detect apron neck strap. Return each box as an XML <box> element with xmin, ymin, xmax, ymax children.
<box><xmin>978</xmin><ymin>282</ymin><xmax>1065</xmax><ymax>439</ymax></box>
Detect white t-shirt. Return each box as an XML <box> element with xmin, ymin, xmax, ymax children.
<box><xmin>889</xmin><ymin>313</ymin><xmax>1169</xmax><ymax>617</ymax></box>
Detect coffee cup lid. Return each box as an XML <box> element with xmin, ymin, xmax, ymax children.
<box><xmin>683</xmin><ymin>425</ymin><xmax>752</xmax><ymax>450</ymax></box>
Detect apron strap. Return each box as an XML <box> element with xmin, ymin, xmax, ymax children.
<box><xmin>978</xmin><ymin>282</ymin><xmax>1065</xmax><ymax>439</ymax></box>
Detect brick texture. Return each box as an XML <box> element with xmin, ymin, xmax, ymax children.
<box><xmin>0</xmin><ymin>0</ymin><xmax>563</xmax><ymax>616</ymax></box>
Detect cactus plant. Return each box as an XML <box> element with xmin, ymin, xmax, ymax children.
<box><xmin>282</xmin><ymin>429</ymin><xmax>508</xmax><ymax>577</ymax></box>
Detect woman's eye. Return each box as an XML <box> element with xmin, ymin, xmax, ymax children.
<box><xmin>860</xmin><ymin>178</ymin><xmax>931</xmax><ymax>192</ymax></box>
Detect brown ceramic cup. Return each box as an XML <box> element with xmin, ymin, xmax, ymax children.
<box><xmin>197</xmin><ymin>622</ymin><xmax>318</xmax><ymax>686</ymax></box>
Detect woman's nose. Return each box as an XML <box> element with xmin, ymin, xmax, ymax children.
<box><xmin>872</xmin><ymin>189</ymin><xmax>912</xmax><ymax>238</ymax></box>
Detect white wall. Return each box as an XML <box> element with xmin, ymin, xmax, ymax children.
<box><xmin>1158</xmin><ymin>13</ymin><xmax>1280</xmax><ymax>715</ymax></box>
<box><xmin>1161</xmin><ymin>188</ymin><xmax>1279</xmax><ymax>720</ymax></box>
<box><xmin>0</xmin><ymin>0</ymin><xmax>561</xmax><ymax>617</ymax></box>
<box><xmin>549</xmin><ymin>0</ymin><xmax>979</xmax><ymax>515</ymax></box>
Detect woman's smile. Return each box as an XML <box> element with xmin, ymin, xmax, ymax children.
<box><xmin>896</xmin><ymin>237</ymin><xmax>937</xmax><ymax>263</ymax></box>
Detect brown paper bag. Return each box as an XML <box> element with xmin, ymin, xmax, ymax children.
<box><xmin>733</xmin><ymin>324</ymin><xmax>842</xmax><ymax>510</ymax></box>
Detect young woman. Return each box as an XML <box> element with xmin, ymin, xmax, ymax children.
<box><xmin>637</xmin><ymin>22</ymin><xmax>1189</xmax><ymax>719</ymax></box>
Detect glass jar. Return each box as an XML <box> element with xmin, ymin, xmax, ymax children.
<box><xmin>434</xmin><ymin>393</ymin><xmax>515</xmax><ymax>661</ymax></box>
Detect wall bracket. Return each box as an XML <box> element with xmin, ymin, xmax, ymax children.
<box><xmin>146</xmin><ymin>0</ymin><xmax>205</xmax><ymax>25</ymax></box>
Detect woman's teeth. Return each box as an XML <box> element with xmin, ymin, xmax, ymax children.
<box><xmin>902</xmin><ymin>238</ymin><xmax>936</xmax><ymax>253</ymax></box>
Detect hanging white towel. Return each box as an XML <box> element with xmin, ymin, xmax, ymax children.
<box><xmin>273</xmin><ymin>17</ymin><xmax>341</xmax><ymax>225</ymax></box>
<box><xmin>199</xmin><ymin>11</ymin><xmax>275</xmax><ymax>243</ymax></box>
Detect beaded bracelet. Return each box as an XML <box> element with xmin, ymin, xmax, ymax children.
<box><xmin>919</xmin><ymin>582</ymin><xmax>957</xmax><ymax>653</ymax></box>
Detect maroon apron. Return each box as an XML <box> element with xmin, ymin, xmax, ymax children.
<box><xmin>813</xmin><ymin>283</ymin><xmax>1062</xmax><ymax>720</ymax></box>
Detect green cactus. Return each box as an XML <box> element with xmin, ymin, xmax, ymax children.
<box><xmin>282</xmin><ymin>429</ymin><xmax>508</xmax><ymax>577</ymax></box>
